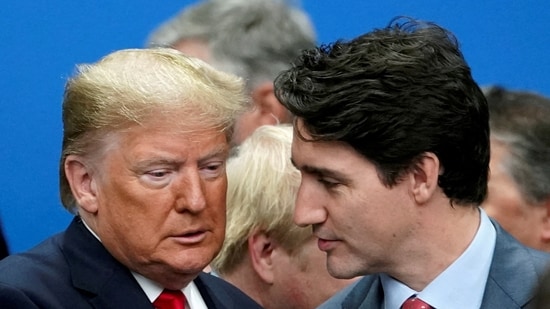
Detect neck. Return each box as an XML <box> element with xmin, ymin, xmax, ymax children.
<box><xmin>220</xmin><ymin>262</ymin><xmax>268</xmax><ymax>307</ymax></box>
<box><xmin>390</xmin><ymin>203</ymin><xmax>480</xmax><ymax>291</ymax></box>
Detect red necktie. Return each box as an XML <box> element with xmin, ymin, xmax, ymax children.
<box><xmin>401</xmin><ymin>296</ymin><xmax>433</xmax><ymax>309</ymax></box>
<box><xmin>153</xmin><ymin>289</ymin><xmax>187</xmax><ymax>309</ymax></box>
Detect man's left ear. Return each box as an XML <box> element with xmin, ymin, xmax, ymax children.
<box><xmin>251</xmin><ymin>81</ymin><xmax>291</xmax><ymax>125</ymax></box>
<box><xmin>410</xmin><ymin>152</ymin><xmax>441</xmax><ymax>205</ymax></box>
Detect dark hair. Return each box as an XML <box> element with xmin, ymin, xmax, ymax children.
<box><xmin>274</xmin><ymin>17</ymin><xmax>489</xmax><ymax>206</ymax></box>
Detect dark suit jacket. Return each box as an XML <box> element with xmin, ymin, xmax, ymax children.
<box><xmin>0</xmin><ymin>217</ymin><xmax>262</xmax><ymax>309</ymax></box>
<box><xmin>319</xmin><ymin>219</ymin><xmax>550</xmax><ymax>309</ymax></box>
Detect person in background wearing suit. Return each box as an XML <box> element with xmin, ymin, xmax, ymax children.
<box><xmin>274</xmin><ymin>17</ymin><xmax>550</xmax><ymax>308</ymax></box>
<box><xmin>146</xmin><ymin>0</ymin><xmax>316</xmax><ymax>146</ymax></box>
<box><xmin>0</xmin><ymin>48</ymin><xmax>261</xmax><ymax>309</ymax></box>
<box><xmin>210</xmin><ymin>124</ymin><xmax>358</xmax><ymax>309</ymax></box>
<box><xmin>481</xmin><ymin>86</ymin><xmax>550</xmax><ymax>252</ymax></box>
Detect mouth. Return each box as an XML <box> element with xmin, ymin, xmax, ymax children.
<box><xmin>171</xmin><ymin>230</ymin><xmax>207</xmax><ymax>245</ymax></box>
<box><xmin>317</xmin><ymin>237</ymin><xmax>339</xmax><ymax>252</ymax></box>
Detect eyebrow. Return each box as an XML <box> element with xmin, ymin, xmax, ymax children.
<box><xmin>133</xmin><ymin>145</ymin><xmax>229</xmax><ymax>170</ymax></box>
<box><xmin>291</xmin><ymin>157</ymin><xmax>349</xmax><ymax>181</ymax></box>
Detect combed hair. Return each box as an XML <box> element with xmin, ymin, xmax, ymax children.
<box><xmin>484</xmin><ymin>86</ymin><xmax>550</xmax><ymax>204</ymax></box>
<box><xmin>146</xmin><ymin>0</ymin><xmax>316</xmax><ymax>89</ymax></box>
<box><xmin>210</xmin><ymin>124</ymin><xmax>308</xmax><ymax>275</ymax></box>
<box><xmin>275</xmin><ymin>17</ymin><xmax>490</xmax><ymax>206</ymax></box>
<box><xmin>60</xmin><ymin>48</ymin><xmax>247</xmax><ymax>213</ymax></box>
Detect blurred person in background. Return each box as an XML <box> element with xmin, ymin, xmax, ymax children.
<box><xmin>482</xmin><ymin>86</ymin><xmax>550</xmax><ymax>252</ymax></box>
<box><xmin>147</xmin><ymin>0</ymin><xmax>316</xmax><ymax>145</ymax></box>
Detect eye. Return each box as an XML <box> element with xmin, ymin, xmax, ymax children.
<box><xmin>200</xmin><ymin>161</ymin><xmax>225</xmax><ymax>179</ymax></box>
<box><xmin>142</xmin><ymin>169</ymin><xmax>173</xmax><ymax>186</ymax></box>
<box><xmin>318</xmin><ymin>177</ymin><xmax>340</xmax><ymax>188</ymax></box>
<box><xmin>147</xmin><ymin>169</ymin><xmax>170</xmax><ymax>178</ymax></box>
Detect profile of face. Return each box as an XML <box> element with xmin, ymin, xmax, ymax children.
<box><xmin>483</xmin><ymin>139</ymin><xmax>545</xmax><ymax>249</ymax></box>
<box><xmin>290</xmin><ymin>120</ymin><xmax>416</xmax><ymax>279</ymax></box>
<box><xmin>272</xmin><ymin>236</ymin><xmax>358</xmax><ymax>309</ymax></box>
<box><xmin>69</xmin><ymin>113</ymin><xmax>229</xmax><ymax>286</ymax></box>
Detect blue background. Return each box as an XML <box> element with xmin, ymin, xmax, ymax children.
<box><xmin>2</xmin><ymin>0</ymin><xmax>548</xmax><ymax>253</ymax></box>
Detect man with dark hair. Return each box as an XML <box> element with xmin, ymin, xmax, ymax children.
<box><xmin>274</xmin><ymin>18</ymin><xmax>550</xmax><ymax>308</ymax></box>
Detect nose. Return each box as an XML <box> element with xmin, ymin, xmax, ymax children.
<box><xmin>293</xmin><ymin>179</ymin><xmax>327</xmax><ymax>227</ymax></box>
<box><xmin>174</xmin><ymin>170</ymin><xmax>207</xmax><ymax>213</ymax></box>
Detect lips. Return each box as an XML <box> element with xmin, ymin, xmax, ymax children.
<box><xmin>317</xmin><ymin>237</ymin><xmax>339</xmax><ymax>251</ymax></box>
<box><xmin>172</xmin><ymin>229</ymin><xmax>208</xmax><ymax>245</ymax></box>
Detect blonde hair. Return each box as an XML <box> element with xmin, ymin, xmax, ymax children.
<box><xmin>211</xmin><ymin>124</ymin><xmax>310</xmax><ymax>275</ymax></box>
<box><xmin>60</xmin><ymin>48</ymin><xmax>247</xmax><ymax>212</ymax></box>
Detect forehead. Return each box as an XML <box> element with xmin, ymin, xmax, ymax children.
<box><xmin>291</xmin><ymin>125</ymin><xmax>372</xmax><ymax>174</ymax></box>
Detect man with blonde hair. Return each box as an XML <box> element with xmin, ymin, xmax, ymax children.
<box><xmin>0</xmin><ymin>48</ymin><xmax>261</xmax><ymax>308</ymax></box>
<box><xmin>210</xmin><ymin>124</ymin><xmax>357</xmax><ymax>309</ymax></box>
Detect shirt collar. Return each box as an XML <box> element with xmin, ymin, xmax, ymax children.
<box><xmin>381</xmin><ymin>208</ymin><xmax>496</xmax><ymax>309</ymax></box>
<box><xmin>132</xmin><ymin>271</ymin><xmax>208</xmax><ymax>309</ymax></box>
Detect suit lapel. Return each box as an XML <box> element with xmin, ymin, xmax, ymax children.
<box><xmin>341</xmin><ymin>275</ymin><xmax>384</xmax><ymax>309</ymax></box>
<box><xmin>63</xmin><ymin>217</ymin><xmax>152</xmax><ymax>309</ymax></box>
<box><xmin>481</xmin><ymin>220</ymin><xmax>540</xmax><ymax>308</ymax></box>
<box><xmin>194</xmin><ymin>273</ymin><xmax>238</xmax><ymax>309</ymax></box>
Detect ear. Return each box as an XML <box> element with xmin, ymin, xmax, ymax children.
<box><xmin>251</xmin><ymin>81</ymin><xmax>291</xmax><ymax>125</ymax></box>
<box><xmin>64</xmin><ymin>155</ymin><xmax>99</xmax><ymax>214</ymax></box>
<box><xmin>540</xmin><ymin>198</ymin><xmax>550</xmax><ymax>243</ymax></box>
<box><xmin>248</xmin><ymin>229</ymin><xmax>275</xmax><ymax>284</ymax></box>
<box><xmin>410</xmin><ymin>152</ymin><xmax>441</xmax><ymax>205</ymax></box>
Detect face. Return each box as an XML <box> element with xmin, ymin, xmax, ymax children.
<box><xmin>271</xmin><ymin>236</ymin><xmax>359</xmax><ymax>309</ymax></box>
<box><xmin>83</xmin><ymin>118</ymin><xmax>228</xmax><ymax>286</ymax></box>
<box><xmin>482</xmin><ymin>139</ymin><xmax>545</xmax><ymax>249</ymax></box>
<box><xmin>290</xmin><ymin>121</ymin><xmax>416</xmax><ymax>279</ymax></box>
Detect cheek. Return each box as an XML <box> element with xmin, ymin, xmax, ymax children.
<box><xmin>204</xmin><ymin>179</ymin><xmax>228</xmax><ymax>232</ymax></box>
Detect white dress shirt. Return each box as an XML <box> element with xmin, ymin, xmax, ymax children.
<box><xmin>133</xmin><ymin>272</ymin><xmax>207</xmax><ymax>309</ymax></box>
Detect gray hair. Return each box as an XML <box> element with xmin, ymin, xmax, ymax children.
<box><xmin>146</xmin><ymin>0</ymin><xmax>316</xmax><ymax>89</ymax></box>
<box><xmin>483</xmin><ymin>85</ymin><xmax>550</xmax><ymax>204</ymax></box>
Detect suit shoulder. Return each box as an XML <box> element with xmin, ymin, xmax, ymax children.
<box><xmin>0</xmin><ymin>234</ymin><xmax>67</xmax><ymax>287</ymax></box>
<box><xmin>318</xmin><ymin>275</ymin><xmax>379</xmax><ymax>309</ymax></box>
<box><xmin>196</xmin><ymin>273</ymin><xmax>263</xmax><ymax>308</ymax></box>
<box><xmin>525</xmin><ymin>246</ymin><xmax>550</xmax><ymax>273</ymax></box>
